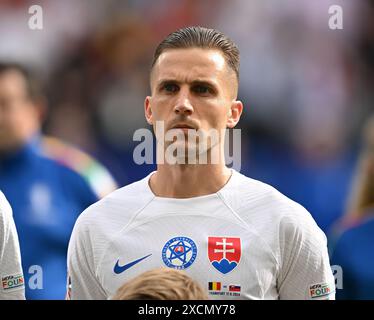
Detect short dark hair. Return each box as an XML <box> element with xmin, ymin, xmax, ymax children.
<box><xmin>0</xmin><ymin>62</ymin><xmax>42</xmax><ymax>101</ymax></box>
<box><xmin>152</xmin><ymin>26</ymin><xmax>240</xmax><ymax>80</ymax></box>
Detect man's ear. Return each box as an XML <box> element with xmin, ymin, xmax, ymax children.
<box><xmin>227</xmin><ymin>100</ymin><xmax>243</xmax><ymax>128</ymax></box>
<box><xmin>144</xmin><ymin>96</ymin><xmax>153</xmax><ymax>125</ymax></box>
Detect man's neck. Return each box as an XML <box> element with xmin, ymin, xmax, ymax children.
<box><xmin>149</xmin><ymin>164</ymin><xmax>232</xmax><ymax>198</ymax></box>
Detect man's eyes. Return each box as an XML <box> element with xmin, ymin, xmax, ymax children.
<box><xmin>162</xmin><ymin>83</ymin><xmax>179</xmax><ymax>92</ymax></box>
<box><xmin>192</xmin><ymin>85</ymin><xmax>211</xmax><ymax>94</ymax></box>
<box><xmin>160</xmin><ymin>83</ymin><xmax>214</xmax><ymax>95</ymax></box>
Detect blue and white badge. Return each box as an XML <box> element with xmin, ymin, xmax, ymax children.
<box><xmin>162</xmin><ymin>236</ymin><xmax>197</xmax><ymax>270</ymax></box>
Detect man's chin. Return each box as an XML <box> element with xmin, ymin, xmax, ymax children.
<box><xmin>163</xmin><ymin>143</ymin><xmax>214</xmax><ymax>165</ymax></box>
<box><xmin>164</xmin><ymin>141</ymin><xmax>197</xmax><ymax>154</ymax></box>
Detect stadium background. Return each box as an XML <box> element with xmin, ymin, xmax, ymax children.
<box><xmin>0</xmin><ymin>0</ymin><xmax>373</xmax><ymax>298</ymax></box>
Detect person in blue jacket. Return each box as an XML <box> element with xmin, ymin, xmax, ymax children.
<box><xmin>0</xmin><ymin>63</ymin><xmax>117</xmax><ymax>299</ymax></box>
<box><xmin>330</xmin><ymin>114</ymin><xmax>374</xmax><ymax>299</ymax></box>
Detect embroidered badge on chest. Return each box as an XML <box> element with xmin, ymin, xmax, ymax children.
<box><xmin>162</xmin><ymin>236</ymin><xmax>198</xmax><ymax>270</ymax></box>
<box><xmin>208</xmin><ymin>237</ymin><xmax>241</xmax><ymax>274</ymax></box>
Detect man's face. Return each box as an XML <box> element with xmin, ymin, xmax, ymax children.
<box><xmin>0</xmin><ymin>70</ymin><xmax>40</xmax><ymax>152</ymax></box>
<box><xmin>145</xmin><ymin>48</ymin><xmax>242</xmax><ymax>161</ymax></box>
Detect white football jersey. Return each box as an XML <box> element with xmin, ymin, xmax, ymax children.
<box><xmin>0</xmin><ymin>191</ymin><xmax>25</xmax><ymax>300</ymax></box>
<box><xmin>67</xmin><ymin>170</ymin><xmax>335</xmax><ymax>300</ymax></box>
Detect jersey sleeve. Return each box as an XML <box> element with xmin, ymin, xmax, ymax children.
<box><xmin>67</xmin><ymin>215</ymin><xmax>107</xmax><ymax>300</ymax></box>
<box><xmin>0</xmin><ymin>192</ymin><xmax>25</xmax><ymax>300</ymax></box>
<box><xmin>277</xmin><ymin>209</ymin><xmax>336</xmax><ymax>300</ymax></box>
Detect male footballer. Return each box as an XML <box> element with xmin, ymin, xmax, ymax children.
<box><xmin>67</xmin><ymin>26</ymin><xmax>335</xmax><ymax>300</ymax></box>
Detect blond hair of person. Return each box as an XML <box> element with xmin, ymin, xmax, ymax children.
<box><xmin>112</xmin><ymin>268</ymin><xmax>208</xmax><ymax>300</ymax></box>
<box><xmin>345</xmin><ymin>114</ymin><xmax>374</xmax><ymax>222</ymax></box>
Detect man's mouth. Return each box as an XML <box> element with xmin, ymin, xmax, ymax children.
<box><xmin>171</xmin><ymin>123</ymin><xmax>196</xmax><ymax>130</ymax></box>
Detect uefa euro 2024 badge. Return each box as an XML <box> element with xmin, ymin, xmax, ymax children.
<box><xmin>162</xmin><ymin>236</ymin><xmax>198</xmax><ymax>270</ymax></box>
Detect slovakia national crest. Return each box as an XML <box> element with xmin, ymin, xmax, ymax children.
<box><xmin>162</xmin><ymin>236</ymin><xmax>197</xmax><ymax>270</ymax></box>
<box><xmin>208</xmin><ymin>237</ymin><xmax>241</xmax><ymax>274</ymax></box>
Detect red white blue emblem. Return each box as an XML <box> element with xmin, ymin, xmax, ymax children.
<box><xmin>208</xmin><ymin>237</ymin><xmax>241</xmax><ymax>274</ymax></box>
<box><xmin>162</xmin><ymin>236</ymin><xmax>197</xmax><ymax>270</ymax></box>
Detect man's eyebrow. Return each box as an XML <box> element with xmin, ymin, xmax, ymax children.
<box><xmin>157</xmin><ymin>79</ymin><xmax>179</xmax><ymax>87</ymax></box>
<box><xmin>189</xmin><ymin>80</ymin><xmax>217</xmax><ymax>89</ymax></box>
<box><xmin>156</xmin><ymin>78</ymin><xmax>218</xmax><ymax>89</ymax></box>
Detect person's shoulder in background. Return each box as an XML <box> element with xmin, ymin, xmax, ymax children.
<box><xmin>40</xmin><ymin>135</ymin><xmax>118</xmax><ymax>198</ymax></box>
<box><xmin>330</xmin><ymin>210</ymin><xmax>374</xmax><ymax>299</ymax></box>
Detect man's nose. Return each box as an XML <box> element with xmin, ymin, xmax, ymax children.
<box><xmin>173</xmin><ymin>90</ymin><xmax>193</xmax><ymax>116</ymax></box>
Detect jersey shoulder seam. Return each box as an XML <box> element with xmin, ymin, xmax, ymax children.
<box><xmin>216</xmin><ymin>191</ymin><xmax>281</xmax><ymax>272</ymax></box>
<box><xmin>94</xmin><ymin>193</ymin><xmax>156</xmax><ymax>277</ymax></box>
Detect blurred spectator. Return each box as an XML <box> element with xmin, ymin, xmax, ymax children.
<box><xmin>43</xmin><ymin>15</ymin><xmax>155</xmax><ymax>184</ymax></box>
<box><xmin>241</xmin><ymin>132</ymin><xmax>357</xmax><ymax>233</ymax></box>
<box><xmin>0</xmin><ymin>63</ymin><xmax>117</xmax><ymax>299</ymax></box>
<box><xmin>112</xmin><ymin>268</ymin><xmax>208</xmax><ymax>300</ymax></box>
<box><xmin>330</xmin><ymin>114</ymin><xmax>374</xmax><ymax>299</ymax></box>
<box><xmin>214</xmin><ymin>0</ymin><xmax>370</xmax><ymax>233</ymax></box>
<box><xmin>0</xmin><ymin>190</ymin><xmax>25</xmax><ymax>300</ymax></box>
<box><xmin>0</xmin><ymin>0</ymin><xmax>111</xmax><ymax>77</ymax></box>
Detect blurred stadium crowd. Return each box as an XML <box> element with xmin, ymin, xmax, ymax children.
<box><xmin>0</xmin><ymin>0</ymin><xmax>373</xmax><ymax>299</ymax></box>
